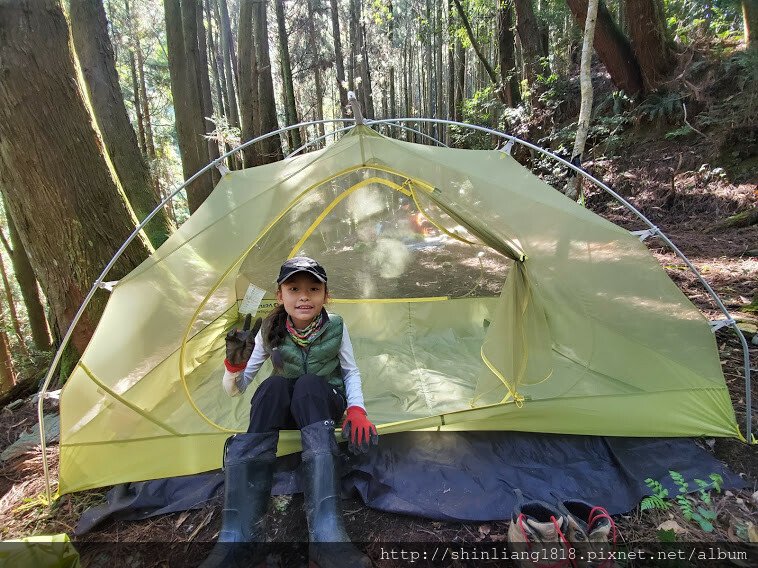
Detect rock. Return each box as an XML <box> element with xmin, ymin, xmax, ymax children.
<box><xmin>657</xmin><ymin>520</ymin><xmax>687</xmax><ymax>534</ymax></box>
<box><xmin>752</xmin><ymin>490</ymin><xmax>758</xmax><ymax>508</ymax></box>
<box><xmin>0</xmin><ymin>413</ymin><xmax>60</xmax><ymax>462</ymax></box>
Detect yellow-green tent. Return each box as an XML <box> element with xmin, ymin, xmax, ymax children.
<box><xmin>57</xmin><ymin>126</ymin><xmax>739</xmax><ymax>495</ymax></box>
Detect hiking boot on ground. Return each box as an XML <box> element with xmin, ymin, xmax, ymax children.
<box><xmin>507</xmin><ymin>489</ymin><xmax>573</xmax><ymax>568</ymax></box>
<box><xmin>555</xmin><ymin>498</ymin><xmax>617</xmax><ymax>568</ymax></box>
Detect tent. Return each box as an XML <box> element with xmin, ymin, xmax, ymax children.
<box><xmin>53</xmin><ymin>124</ymin><xmax>741</xmax><ymax>496</ymax></box>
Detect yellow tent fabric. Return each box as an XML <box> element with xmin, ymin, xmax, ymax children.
<box><xmin>57</xmin><ymin>126</ymin><xmax>739</xmax><ymax>495</ymax></box>
<box><xmin>0</xmin><ymin>534</ymin><xmax>81</xmax><ymax>568</ymax></box>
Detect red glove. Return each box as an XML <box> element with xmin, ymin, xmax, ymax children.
<box><xmin>342</xmin><ymin>406</ymin><xmax>378</xmax><ymax>454</ymax></box>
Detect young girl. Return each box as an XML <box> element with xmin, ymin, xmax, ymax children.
<box><xmin>208</xmin><ymin>257</ymin><xmax>376</xmax><ymax>568</ymax></box>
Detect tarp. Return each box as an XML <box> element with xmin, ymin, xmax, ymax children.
<box><xmin>74</xmin><ymin>431</ymin><xmax>742</xmax><ymax>534</ymax></box>
<box><xmin>58</xmin><ymin>126</ymin><xmax>740</xmax><ymax>495</ymax></box>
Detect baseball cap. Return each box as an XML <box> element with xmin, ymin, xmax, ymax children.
<box><xmin>276</xmin><ymin>257</ymin><xmax>328</xmax><ymax>285</ymax></box>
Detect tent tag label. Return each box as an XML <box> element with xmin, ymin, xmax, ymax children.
<box><xmin>240</xmin><ymin>284</ymin><xmax>266</xmax><ymax>315</ymax></box>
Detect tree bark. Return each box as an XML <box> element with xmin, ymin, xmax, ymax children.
<box><xmin>125</xmin><ymin>0</ymin><xmax>157</xmax><ymax>160</ymax></box>
<box><xmin>1</xmin><ymin>196</ymin><xmax>52</xmax><ymax>351</ymax></box>
<box><xmin>455</xmin><ymin>32</ymin><xmax>465</xmax><ymax>122</ymax></box>
<box><xmin>329</xmin><ymin>0</ymin><xmax>350</xmax><ymax>117</ymax></box>
<box><xmin>360</xmin><ymin>19</ymin><xmax>376</xmax><ymax>119</ymax></box>
<box><xmin>452</xmin><ymin>0</ymin><xmax>505</xmax><ymax>103</ymax></box>
<box><xmin>275</xmin><ymin>0</ymin><xmax>302</xmax><ymax>150</ymax></box>
<box><xmin>215</xmin><ymin>0</ymin><xmax>240</xmax><ymax>129</ymax></box>
<box><xmin>0</xmin><ymin>0</ymin><xmax>151</xmax><ymax>354</ymax></box>
<box><xmin>513</xmin><ymin>0</ymin><xmax>548</xmax><ymax>106</ymax></box>
<box><xmin>237</xmin><ymin>0</ymin><xmax>260</xmax><ymax>167</ymax></box>
<box><xmin>0</xmin><ymin>307</ymin><xmax>15</xmax><ymax>393</ymax></box>
<box><xmin>743</xmin><ymin>0</ymin><xmax>756</xmax><ymax>51</ymax></box>
<box><xmin>70</xmin><ymin>0</ymin><xmax>172</xmax><ymax>248</ymax></box>
<box><xmin>497</xmin><ymin>0</ymin><xmax>521</xmax><ymax>106</ymax></box>
<box><xmin>0</xmin><ymin>249</ymin><xmax>28</xmax><ymax>357</ymax></box>
<box><xmin>165</xmin><ymin>0</ymin><xmax>215</xmax><ymax>212</ymax></box>
<box><xmin>196</xmin><ymin>0</ymin><xmax>222</xmax><ymax>184</ymax></box>
<box><xmin>566</xmin><ymin>0</ymin><xmax>600</xmax><ymax>201</ymax></box>
<box><xmin>253</xmin><ymin>0</ymin><xmax>282</xmax><ymax>163</ymax></box>
<box><xmin>306</xmin><ymin>0</ymin><xmax>326</xmax><ymax>141</ymax></box>
<box><xmin>624</xmin><ymin>0</ymin><xmax>674</xmax><ymax>92</ymax></box>
<box><xmin>129</xmin><ymin>50</ymin><xmax>148</xmax><ymax>155</ymax></box>
<box><xmin>205</xmin><ymin>0</ymin><xmax>225</xmax><ymax>117</ymax></box>
<box><xmin>566</xmin><ymin>0</ymin><xmax>643</xmax><ymax>96</ymax></box>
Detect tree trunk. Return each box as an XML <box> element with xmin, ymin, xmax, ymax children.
<box><xmin>0</xmin><ymin>307</ymin><xmax>15</xmax><ymax>393</ymax></box>
<box><xmin>497</xmin><ymin>0</ymin><xmax>521</xmax><ymax>106</ymax></box>
<box><xmin>275</xmin><ymin>0</ymin><xmax>302</xmax><ymax>151</ymax></box>
<box><xmin>360</xmin><ymin>20</ymin><xmax>376</xmax><ymax>119</ymax></box>
<box><xmin>253</xmin><ymin>0</ymin><xmax>282</xmax><ymax>163</ymax></box>
<box><xmin>206</xmin><ymin>0</ymin><xmax>226</xmax><ymax>117</ymax></box>
<box><xmin>566</xmin><ymin>0</ymin><xmax>644</xmax><ymax>96</ymax></box>
<box><xmin>329</xmin><ymin>0</ymin><xmax>350</xmax><ymax>117</ymax></box>
<box><xmin>0</xmin><ymin>0</ymin><xmax>151</xmax><ymax>355</ymax></box>
<box><xmin>566</xmin><ymin>0</ymin><xmax>600</xmax><ymax>201</ymax></box>
<box><xmin>128</xmin><ymin>49</ymin><xmax>148</xmax><ymax>155</ymax></box>
<box><xmin>237</xmin><ymin>0</ymin><xmax>260</xmax><ymax>167</ymax></box>
<box><xmin>0</xmin><ymin>249</ymin><xmax>28</xmax><ymax>357</ymax></box>
<box><xmin>306</xmin><ymin>0</ymin><xmax>326</xmax><ymax>142</ymax></box>
<box><xmin>1</xmin><ymin>196</ymin><xmax>52</xmax><ymax>351</ymax></box>
<box><xmin>455</xmin><ymin>34</ymin><xmax>465</xmax><ymax>122</ymax></box>
<box><xmin>70</xmin><ymin>0</ymin><xmax>172</xmax><ymax>248</ymax></box>
<box><xmin>165</xmin><ymin>0</ymin><xmax>215</xmax><ymax>212</ymax></box>
<box><xmin>624</xmin><ymin>0</ymin><xmax>674</xmax><ymax>92</ymax></box>
<box><xmin>126</xmin><ymin>0</ymin><xmax>157</xmax><ymax>160</ymax></box>
<box><xmin>215</xmin><ymin>0</ymin><xmax>240</xmax><ymax>129</ymax></box>
<box><xmin>196</xmin><ymin>0</ymin><xmax>222</xmax><ymax>184</ymax></box>
<box><xmin>452</xmin><ymin>0</ymin><xmax>505</xmax><ymax>103</ymax></box>
<box><xmin>743</xmin><ymin>0</ymin><xmax>756</xmax><ymax>51</ymax></box>
<box><xmin>513</xmin><ymin>0</ymin><xmax>547</xmax><ymax>106</ymax></box>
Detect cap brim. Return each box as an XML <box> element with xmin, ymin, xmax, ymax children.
<box><xmin>277</xmin><ymin>268</ymin><xmax>327</xmax><ymax>285</ymax></box>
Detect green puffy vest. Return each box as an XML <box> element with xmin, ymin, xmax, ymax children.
<box><xmin>261</xmin><ymin>311</ymin><xmax>346</xmax><ymax>396</ymax></box>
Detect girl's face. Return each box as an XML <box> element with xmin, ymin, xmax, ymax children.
<box><xmin>276</xmin><ymin>272</ymin><xmax>327</xmax><ymax>329</ymax></box>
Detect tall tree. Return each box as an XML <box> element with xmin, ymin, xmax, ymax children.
<box><xmin>252</xmin><ymin>0</ymin><xmax>282</xmax><ymax>162</ymax></box>
<box><xmin>237</xmin><ymin>0</ymin><xmax>260</xmax><ymax>166</ymax></box>
<box><xmin>566</xmin><ymin>0</ymin><xmax>644</xmax><ymax>96</ymax></box>
<box><xmin>306</xmin><ymin>0</ymin><xmax>326</xmax><ymax>142</ymax></box>
<box><xmin>196</xmin><ymin>0</ymin><xmax>222</xmax><ymax>183</ymax></box>
<box><xmin>0</xmin><ymin>304</ymin><xmax>15</xmax><ymax>393</ymax></box>
<box><xmin>497</xmin><ymin>0</ymin><xmax>521</xmax><ymax>106</ymax></box>
<box><xmin>0</xmin><ymin>0</ymin><xmax>151</xmax><ymax>354</ymax></box>
<box><xmin>125</xmin><ymin>0</ymin><xmax>156</xmax><ymax>159</ymax></box>
<box><xmin>165</xmin><ymin>0</ymin><xmax>215</xmax><ymax>212</ymax></box>
<box><xmin>513</xmin><ymin>0</ymin><xmax>548</xmax><ymax>106</ymax></box>
<box><xmin>329</xmin><ymin>0</ymin><xmax>350</xmax><ymax>117</ymax></box>
<box><xmin>566</xmin><ymin>0</ymin><xmax>600</xmax><ymax>201</ymax></box>
<box><xmin>70</xmin><ymin>0</ymin><xmax>172</xmax><ymax>248</ymax></box>
<box><xmin>744</xmin><ymin>0</ymin><xmax>756</xmax><ymax>50</ymax></box>
<box><xmin>625</xmin><ymin>0</ymin><xmax>675</xmax><ymax>92</ymax></box>
<box><xmin>275</xmin><ymin>0</ymin><xmax>302</xmax><ymax>149</ymax></box>
<box><xmin>215</xmin><ymin>0</ymin><xmax>240</xmax><ymax>129</ymax></box>
<box><xmin>1</xmin><ymin>197</ymin><xmax>52</xmax><ymax>351</ymax></box>
<box><xmin>0</xmin><ymin>250</ymin><xmax>29</xmax><ymax>357</ymax></box>
<box><xmin>452</xmin><ymin>0</ymin><xmax>506</xmax><ymax>103</ymax></box>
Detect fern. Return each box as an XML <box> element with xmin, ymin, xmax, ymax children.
<box><xmin>641</xmin><ymin>478</ymin><xmax>670</xmax><ymax>511</ymax></box>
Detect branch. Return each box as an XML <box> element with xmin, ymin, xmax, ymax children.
<box><xmin>0</xmin><ymin>224</ymin><xmax>12</xmax><ymax>258</ymax></box>
<box><xmin>452</xmin><ymin>0</ymin><xmax>502</xmax><ymax>97</ymax></box>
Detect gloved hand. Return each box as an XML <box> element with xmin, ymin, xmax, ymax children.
<box><xmin>224</xmin><ymin>314</ymin><xmax>262</xmax><ymax>372</ymax></box>
<box><xmin>341</xmin><ymin>406</ymin><xmax>378</xmax><ymax>454</ymax></box>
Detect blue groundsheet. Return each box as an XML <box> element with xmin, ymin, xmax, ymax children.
<box><xmin>75</xmin><ymin>431</ymin><xmax>743</xmax><ymax>535</ymax></box>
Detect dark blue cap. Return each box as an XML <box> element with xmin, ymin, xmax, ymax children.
<box><xmin>277</xmin><ymin>257</ymin><xmax>327</xmax><ymax>285</ymax></box>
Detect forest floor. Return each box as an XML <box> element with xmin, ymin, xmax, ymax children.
<box><xmin>0</xmin><ymin>115</ymin><xmax>757</xmax><ymax>566</ymax></box>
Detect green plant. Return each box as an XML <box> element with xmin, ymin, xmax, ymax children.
<box><xmin>636</xmin><ymin>92</ymin><xmax>683</xmax><ymax>125</ymax></box>
<box><xmin>641</xmin><ymin>471</ymin><xmax>723</xmax><ymax>533</ymax></box>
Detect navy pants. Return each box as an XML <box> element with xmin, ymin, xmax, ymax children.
<box><xmin>247</xmin><ymin>374</ymin><xmax>347</xmax><ymax>433</ymax></box>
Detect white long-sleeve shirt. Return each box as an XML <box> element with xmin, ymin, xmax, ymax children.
<box><xmin>233</xmin><ymin>325</ymin><xmax>366</xmax><ymax>410</ymax></box>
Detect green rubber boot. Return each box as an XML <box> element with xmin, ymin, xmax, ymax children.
<box><xmin>300</xmin><ymin>420</ymin><xmax>371</xmax><ymax>568</ymax></box>
<box><xmin>199</xmin><ymin>431</ymin><xmax>278</xmax><ymax>568</ymax></box>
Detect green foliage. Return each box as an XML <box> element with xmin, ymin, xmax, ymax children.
<box><xmin>636</xmin><ymin>92</ymin><xmax>683</xmax><ymax>125</ymax></box>
<box><xmin>664</xmin><ymin>0</ymin><xmax>744</xmax><ymax>45</ymax></box>
<box><xmin>641</xmin><ymin>471</ymin><xmax>723</xmax><ymax>534</ymax></box>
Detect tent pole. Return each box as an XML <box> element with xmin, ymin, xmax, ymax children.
<box><xmin>37</xmin><ymin>119</ymin><xmax>357</xmax><ymax>505</ymax></box>
<box><xmin>370</xmin><ymin>117</ymin><xmax>753</xmax><ymax>442</ymax></box>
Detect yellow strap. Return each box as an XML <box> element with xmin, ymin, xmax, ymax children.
<box><xmin>408</xmin><ymin>185</ymin><xmax>478</xmax><ymax>246</ymax></box>
<box><xmin>479</xmin><ymin>347</ymin><xmax>525</xmax><ymax>408</ymax></box>
<box><xmin>288</xmin><ymin>177</ymin><xmax>411</xmax><ymax>258</ymax></box>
